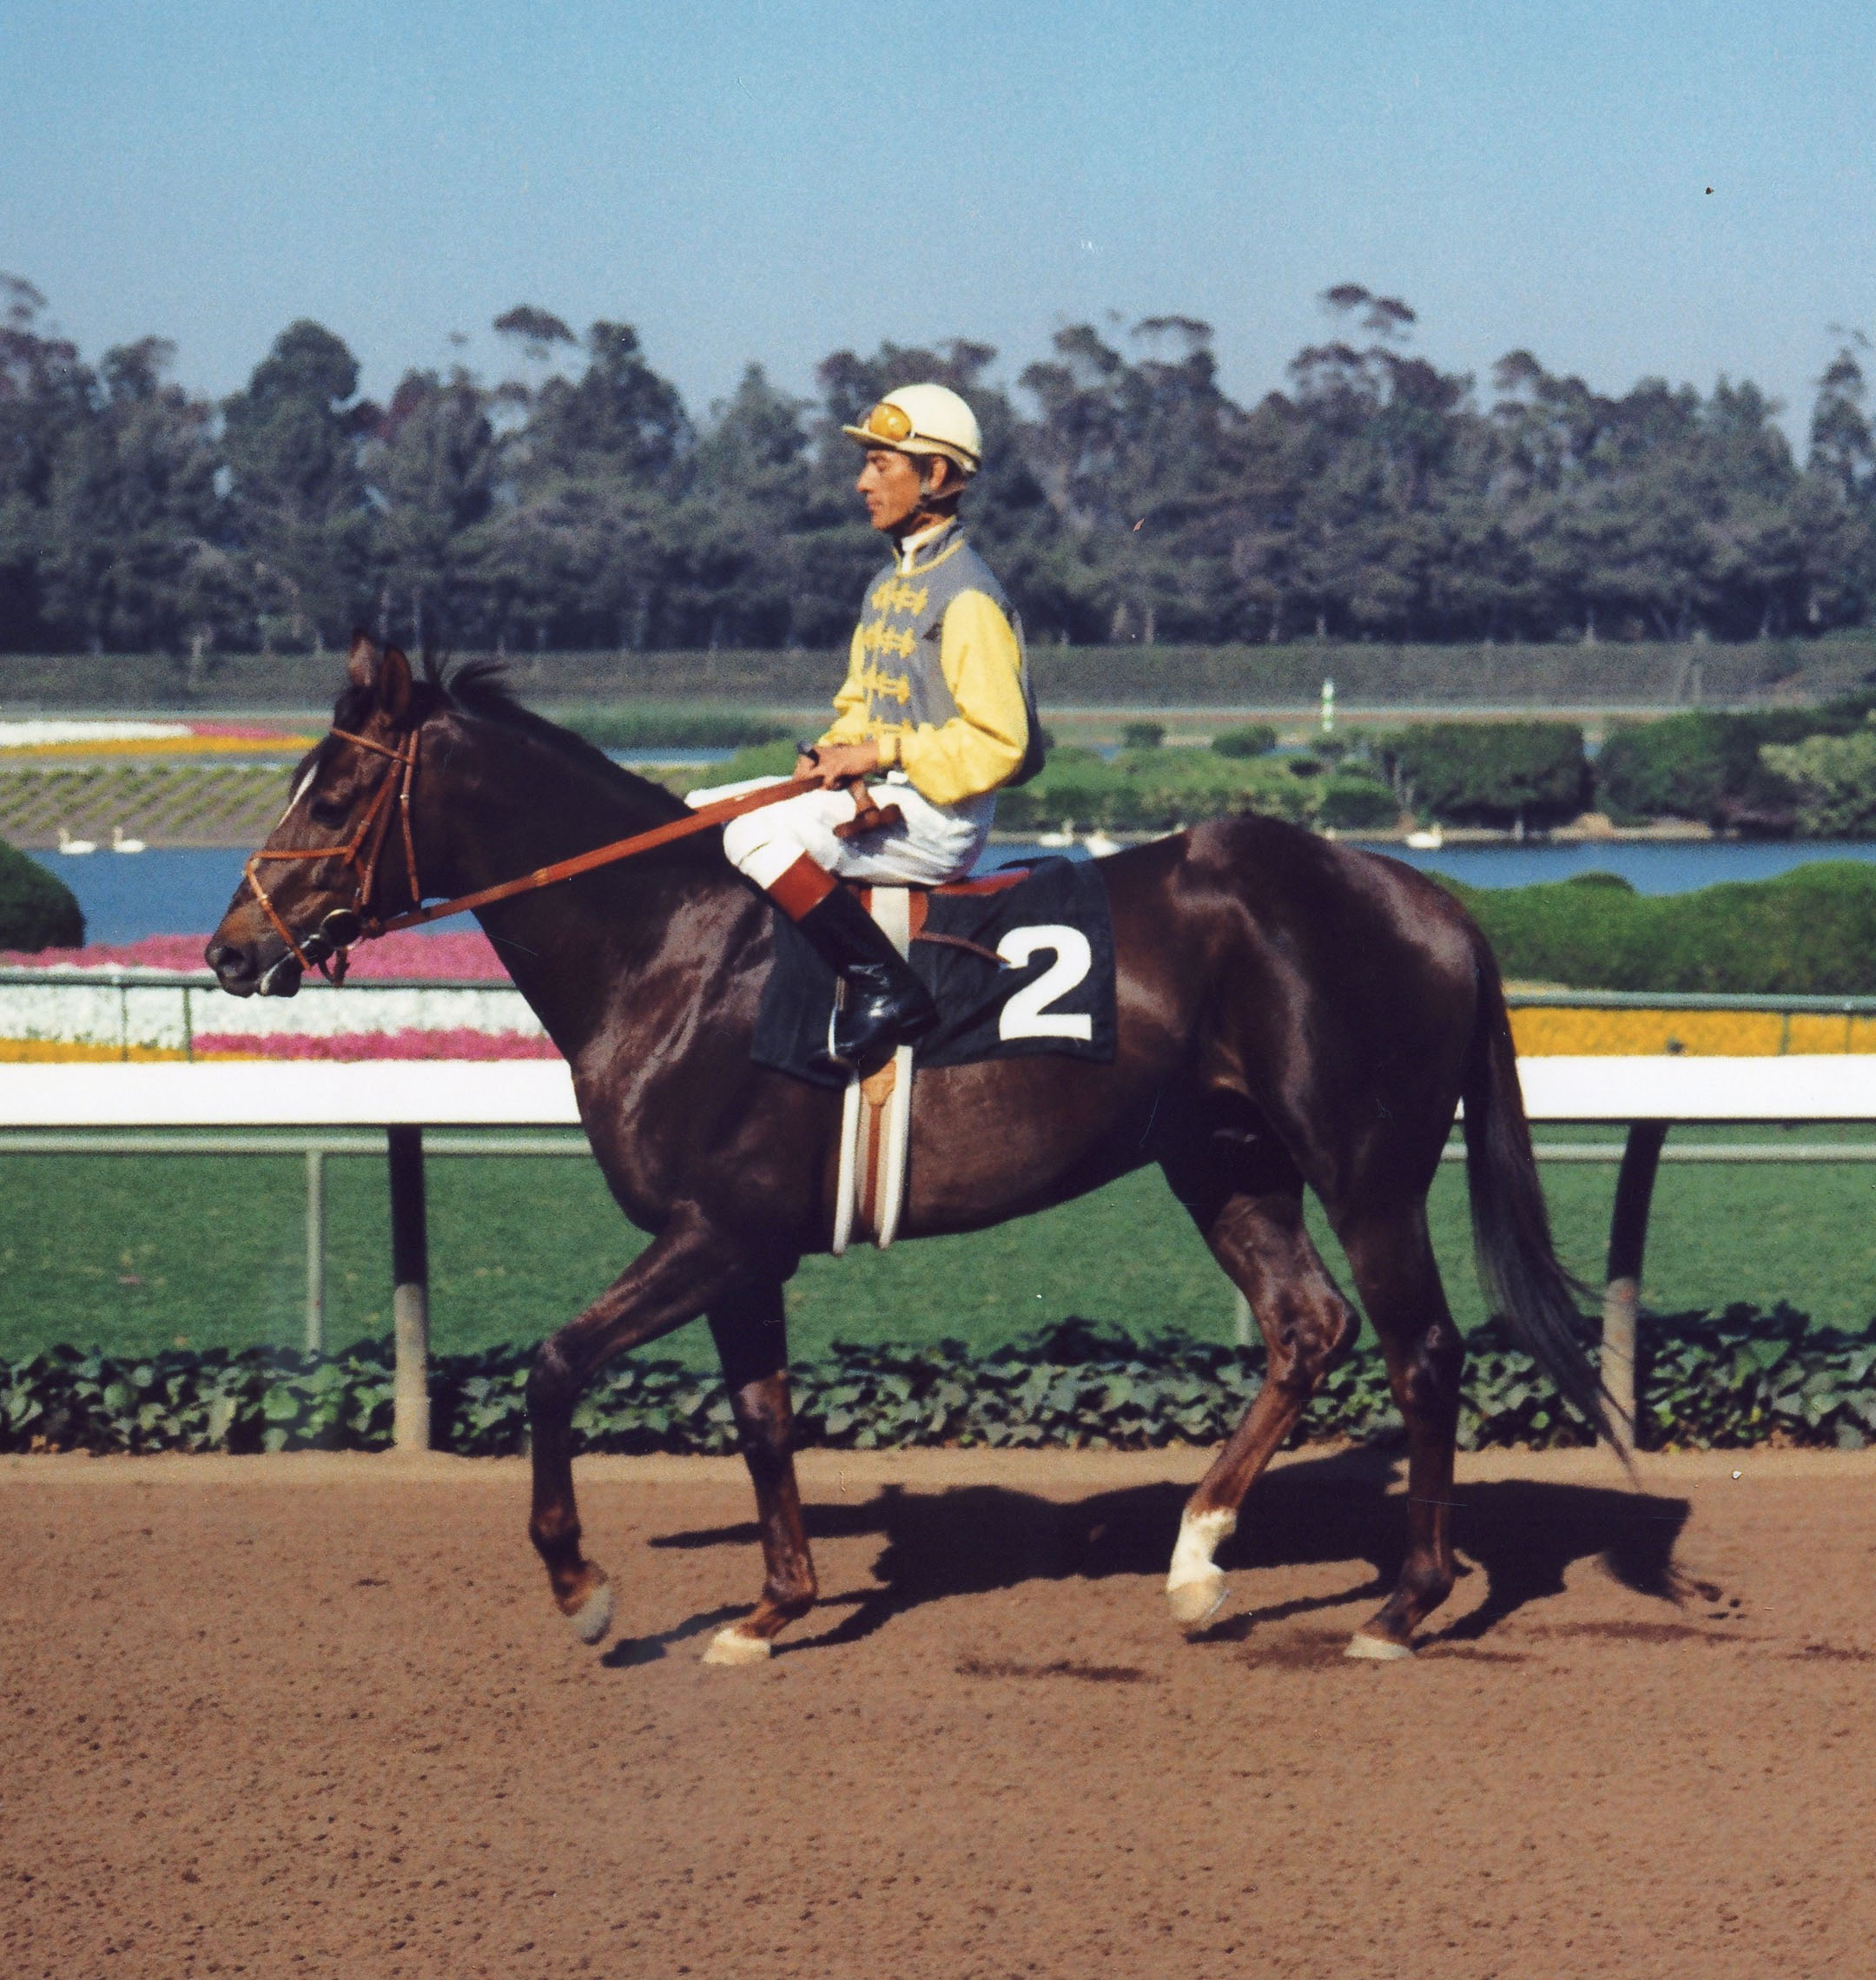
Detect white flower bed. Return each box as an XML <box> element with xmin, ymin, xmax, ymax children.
<box><xmin>0</xmin><ymin>972</ymin><xmax>544</xmax><ymax>1051</ymax></box>
<box><xmin>0</xmin><ymin>721</ymin><xmax>193</xmax><ymax>749</ymax></box>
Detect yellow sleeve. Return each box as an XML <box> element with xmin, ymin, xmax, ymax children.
<box><xmin>815</xmin><ymin>623</ymin><xmax>874</xmax><ymax>749</ymax></box>
<box><xmin>894</xmin><ymin>590</ymin><xmax>1029</xmax><ymax>807</ymax></box>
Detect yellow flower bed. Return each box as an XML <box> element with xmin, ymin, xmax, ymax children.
<box><xmin>0</xmin><ymin>1040</ymin><xmax>191</xmax><ymax>1063</ymax></box>
<box><xmin>1509</xmin><ymin>1006</ymin><xmax>1876</xmax><ymax>1056</ymax></box>
<box><xmin>0</xmin><ymin>736</ymin><xmax>314</xmax><ymax>758</ymax></box>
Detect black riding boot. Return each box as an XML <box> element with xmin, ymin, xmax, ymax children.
<box><xmin>793</xmin><ymin>886</ymin><xmax>940</xmax><ymax>1076</ymax></box>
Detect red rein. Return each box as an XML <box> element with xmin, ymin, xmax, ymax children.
<box><xmin>242</xmin><ymin>734</ymin><xmax>832</xmax><ymax>981</ymax></box>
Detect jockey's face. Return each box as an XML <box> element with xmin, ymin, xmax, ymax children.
<box><xmin>856</xmin><ymin>447</ymin><xmax>954</xmax><ymax>535</ymax></box>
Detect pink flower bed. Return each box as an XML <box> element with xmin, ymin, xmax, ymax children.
<box><xmin>1</xmin><ymin>929</ymin><xmax>512</xmax><ymax>980</ymax></box>
<box><xmin>193</xmin><ymin>1026</ymin><xmax>560</xmax><ymax>1061</ymax></box>
<box><xmin>185</xmin><ymin>722</ymin><xmax>316</xmax><ymax>742</ymax></box>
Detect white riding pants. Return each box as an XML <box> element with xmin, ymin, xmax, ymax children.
<box><xmin>693</xmin><ymin>771</ymin><xmax>995</xmax><ymax>889</ymax></box>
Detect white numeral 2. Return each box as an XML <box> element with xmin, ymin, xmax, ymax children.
<box><xmin>996</xmin><ymin>925</ymin><xmax>1093</xmax><ymax>1041</ymax></box>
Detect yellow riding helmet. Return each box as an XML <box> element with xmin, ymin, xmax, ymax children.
<box><xmin>842</xmin><ymin>382</ymin><xmax>982</xmax><ymax>475</ymax></box>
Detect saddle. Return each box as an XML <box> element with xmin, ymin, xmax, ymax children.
<box><xmin>820</xmin><ymin>864</ymin><xmax>1114</xmax><ymax>1255</ymax></box>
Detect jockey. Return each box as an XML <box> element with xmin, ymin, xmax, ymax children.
<box><xmin>709</xmin><ymin>382</ymin><xmax>1040</xmax><ymax>1075</ymax></box>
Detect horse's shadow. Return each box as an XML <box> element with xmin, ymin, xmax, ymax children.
<box><xmin>644</xmin><ymin>1449</ymin><xmax>1692</xmax><ymax>1655</ymax></box>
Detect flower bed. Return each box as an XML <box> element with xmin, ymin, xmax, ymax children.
<box><xmin>191</xmin><ymin>1026</ymin><xmax>557</xmax><ymax>1062</ymax></box>
<box><xmin>0</xmin><ymin>720</ymin><xmax>314</xmax><ymax>757</ymax></box>
<box><xmin>0</xmin><ymin>929</ymin><xmax>539</xmax><ymax>1059</ymax></box>
<box><xmin>0</xmin><ymin>929</ymin><xmax>510</xmax><ymax>978</ymax></box>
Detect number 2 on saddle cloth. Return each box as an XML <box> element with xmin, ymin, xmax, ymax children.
<box><xmin>750</xmin><ymin>855</ymin><xmax>1118</xmax><ymax>1091</ymax></box>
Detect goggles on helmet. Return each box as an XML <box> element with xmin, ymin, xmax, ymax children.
<box><xmin>855</xmin><ymin>400</ymin><xmax>916</xmax><ymax>445</ymax></box>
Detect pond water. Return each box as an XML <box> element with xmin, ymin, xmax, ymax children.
<box><xmin>1341</xmin><ymin>839</ymin><xmax>1876</xmax><ymax>895</ymax></box>
<box><xmin>29</xmin><ymin>838</ymin><xmax>1876</xmax><ymax>945</ymax></box>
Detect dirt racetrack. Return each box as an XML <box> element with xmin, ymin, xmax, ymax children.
<box><xmin>3</xmin><ymin>1442</ymin><xmax>1874</xmax><ymax>1980</ymax></box>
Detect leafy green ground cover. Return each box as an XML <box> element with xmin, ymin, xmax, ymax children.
<box><xmin>7</xmin><ymin>1304</ymin><xmax>1873</xmax><ymax>1457</ymax></box>
<box><xmin>4</xmin><ymin>1132</ymin><xmax>1876</xmax><ymax>1370</ymax></box>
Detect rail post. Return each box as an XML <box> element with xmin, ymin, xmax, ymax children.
<box><xmin>1602</xmin><ymin>1120</ymin><xmax>1668</xmax><ymax>1455</ymax></box>
<box><xmin>387</xmin><ymin>1125</ymin><xmax>430</xmax><ymax>1450</ymax></box>
<box><xmin>303</xmin><ymin>1148</ymin><xmax>326</xmax><ymax>1354</ymax></box>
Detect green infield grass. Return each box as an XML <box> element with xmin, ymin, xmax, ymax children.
<box><xmin>2</xmin><ymin>1127</ymin><xmax>1874</xmax><ymax>1366</ymax></box>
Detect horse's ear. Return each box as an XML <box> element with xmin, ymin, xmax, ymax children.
<box><xmin>346</xmin><ymin>630</ymin><xmax>380</xmax><ymax>689</ymax></box>
<box><xmin>379</xmin><ymin>645</ymin><xmax>413</xmax><ymax>723</ymax></box>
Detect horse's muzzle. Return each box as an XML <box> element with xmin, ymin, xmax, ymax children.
<box><xmin>204</xmin><ymin>936</ymin><xmax>301</xmax><ymax>999</ymax></box>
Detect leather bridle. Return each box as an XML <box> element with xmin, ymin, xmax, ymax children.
<box><xmin>241</xmin><ymin>727</ymin><xmax>419</xmax><ymax>985</ymax></box>
<box><xmin>239</xmin><ymin>719</ymin><xmax>858</xmax><ymax>983</ymax></box>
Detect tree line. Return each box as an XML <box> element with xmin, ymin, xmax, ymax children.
<box><xmin>3</xmin><ymin>274</ymin><xmax>1873</xmax><ymax>657</ymax></box>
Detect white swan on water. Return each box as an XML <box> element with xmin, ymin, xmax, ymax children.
<box><xmin>56</xmin><ymin>827</ymin><xmax>96</xmax><ymax>856</ymax></box>
<box><xmin>110</xmin><ymin>826</ymin><xmax>146</xmax><ymax>855</ymax></box>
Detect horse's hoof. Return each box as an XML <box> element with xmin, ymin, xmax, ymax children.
<box><xmin>1345</xmin><ymin>1631</ymin><xmax>1414</xmax><ymax>1661</ymax></box>
<box><xmin>565</xmin><ymin>1577</ymin><xmax>615</xmax><ymax>1647</ymax></box>
<box><xmin>702</xmin><ymin>1625</ymin><xmax>772</xmax><ymax>1667</ymax></box>
<box><xmin>1166</xmin><ymin>1572</ymin><xmax>1228</xmax><ymax>1631</ymax></box>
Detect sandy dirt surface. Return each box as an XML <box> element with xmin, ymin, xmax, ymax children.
<box><xmin>3</xmin><ymin>1442</ymin><xmax>1874</xmax><ymax>1979</ymax></box>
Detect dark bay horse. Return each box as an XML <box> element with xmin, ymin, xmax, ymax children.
<box><xmin>207</xmin><ymin>638</ymin><xmax>1608</xmax><ymax>1665</ymax></box>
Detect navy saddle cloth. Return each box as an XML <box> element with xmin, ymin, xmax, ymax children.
<box><xmin>751</xmin><ymin>856</ymin><xmax>1117</xmax><ymax>1090</ymax></box>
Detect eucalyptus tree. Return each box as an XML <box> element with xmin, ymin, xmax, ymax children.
<box><xmin>220</xmin><ymin>320</ymin><xmax>375</xmax><ymax>650</ymax></box>
<box><xmin>0</xmin><ymin>275</ymin><xmax>94</xmax><ymax>649</ymax></box>
<box><xmin>366</xmin><ymin>366</ymin><xmax>498</xmax><ymax>649</ymax></box>
<box><xmin>479</xmin><ymin>316</ymin><xmax>690</xmax><ymax>650</ymax></box>
<box><xmin>40</xmin><ymin>336</ymin><xmax>239</xmax><ymax>654</ymax></box>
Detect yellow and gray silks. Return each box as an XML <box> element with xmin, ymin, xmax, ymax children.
<box><xmin>818</xmin><ymin>520</ymin><xmax>1042</xmax><ymax>808</ymax></box>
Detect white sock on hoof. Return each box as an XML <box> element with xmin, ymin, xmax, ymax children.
<box><xmin>566</xmin><ymin>1578</ymin><xmax>614</xmax><ymax>1647</ymax></box>
<box><xmin>702</xmin><ymin>1625</ymin><xmax>773</xmax><ymax>1667</ymax></box>
<box><xmin>1165</xmin><ymin>1507</ymin><xmax>1236</xmax><ymax>1629</ymax></box>
<box><xmin>1345</xmin><ymin>1632</ymin><xmax>1415</xmax><ymax>1661</ymax></box>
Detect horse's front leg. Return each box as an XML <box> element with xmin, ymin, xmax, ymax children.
<box><xmin>528</xmin><ymin>1207</ymin><xmax>737</xmax><ymax>1645</ymax></box>
<box><xmin>698</xmin><ymin>1282</ymin><xmax>818</xmax><ymax>1666</ymax></box>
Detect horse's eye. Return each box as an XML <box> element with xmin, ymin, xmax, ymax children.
<box><xmin>309</xmin><ymin>796</ymin><xmax>349</xmax><ymax>829</ymax></box>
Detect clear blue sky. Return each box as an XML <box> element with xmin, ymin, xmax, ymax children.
<box><xmin>3</xmin><ymin>1</ymin><xmax>1872</xmax><ymax>432</ymax></box>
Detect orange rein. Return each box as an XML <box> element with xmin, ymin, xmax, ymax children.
<box><xmin>241</xmin><ymin>730</ymin><xmax>831</xmax><ymax>980</ymax></box>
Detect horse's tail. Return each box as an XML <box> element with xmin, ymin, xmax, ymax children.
<box><xmin>1460</xmin><ymin>937</ymin><xmax>1614</xmax><ymax>1440</ymax></box>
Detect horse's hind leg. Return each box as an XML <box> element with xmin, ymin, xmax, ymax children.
<box><xmin>1161</xmin><ymin>1125</ymin><xmax>1361</xmax><ymax>1630</ymax></box>
<box><xmin>1336</xmin><ymin>1201</ymin><xmax>1464</xmax><ymax>1657</ymax></box>
<box><xmin>699</xmin><ymin>1281</ymin><xmax>818</xmax><ymax>1667</ymax></box>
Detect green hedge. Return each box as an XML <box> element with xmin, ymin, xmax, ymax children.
<box><xmin>1211</xmin><ymin>723</ymin><xmax>1278</xmax><ymax>759</ymax></box>
<box><xmin>6</xmin><ymin>1310</ymin><xmax>1874</xmax><ymax>1457</ymax></box>
<box><xmin>559</xmin><ymin>706</ymin><xmax>790</xmax><ymax>752</ymax></box>
<box><xmin>1446</xmin><ymin>861</ymin><xmax>1876</xmax><ymax>993</ymax></box>
<box><xmin>0</xmin><ymin>841</ymin><xmax>83</xmax><ymax>950</ymax></box>
<box><xmin>1377</xmin><ymin>721</ymin><xmax>1589</xmax><ymax>828</ymax></box>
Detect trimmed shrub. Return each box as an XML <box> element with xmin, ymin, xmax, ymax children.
<box><xmin>1760</xmin><ymin>718</ymin><xmax>1876</xmax><ymax>837</ymax></box>
<box><xmin>1121</xmin><ymin>721</ymin><xmax>1166</xmax><ymax>749</ymax></box>
<box><xmin>0</xmin><ymin>841</ymin><xmax>83</xmax><ymax>951</ymax></box>
<box><xmin>1211</xmin><ymin>723</ymin><xmax>1278</xmax><ymax>759</ymax></box>
<box><xmin>1317</xmin><ymin>776</ymin><xmax>1401</xmax><ymax>830</ymax></box>
<box><xmin>1595</xmin><ymin>696</ymin><xmax>1876</xmax><ymax>830</ymax></box>
<box><xmin>1378</xmin><ymin>721</ymin><xmax>1589</xmax><ymax>827</ymax></box>
<box><xmin>1443</xmin><ymin>860</ymin><xmax>1876</xmax><ymax>993</ymax></box>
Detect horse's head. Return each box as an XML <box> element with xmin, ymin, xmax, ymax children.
<box><xmin>206</xmin><ymin>634</ymin><xmax>428</xmax><ymax>997</ymax></box>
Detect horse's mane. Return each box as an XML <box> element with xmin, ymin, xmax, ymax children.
<box><xmin>327</xmin><ymin>653</ymin><xmax>689</xmax><ymax>822</ymax></box>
